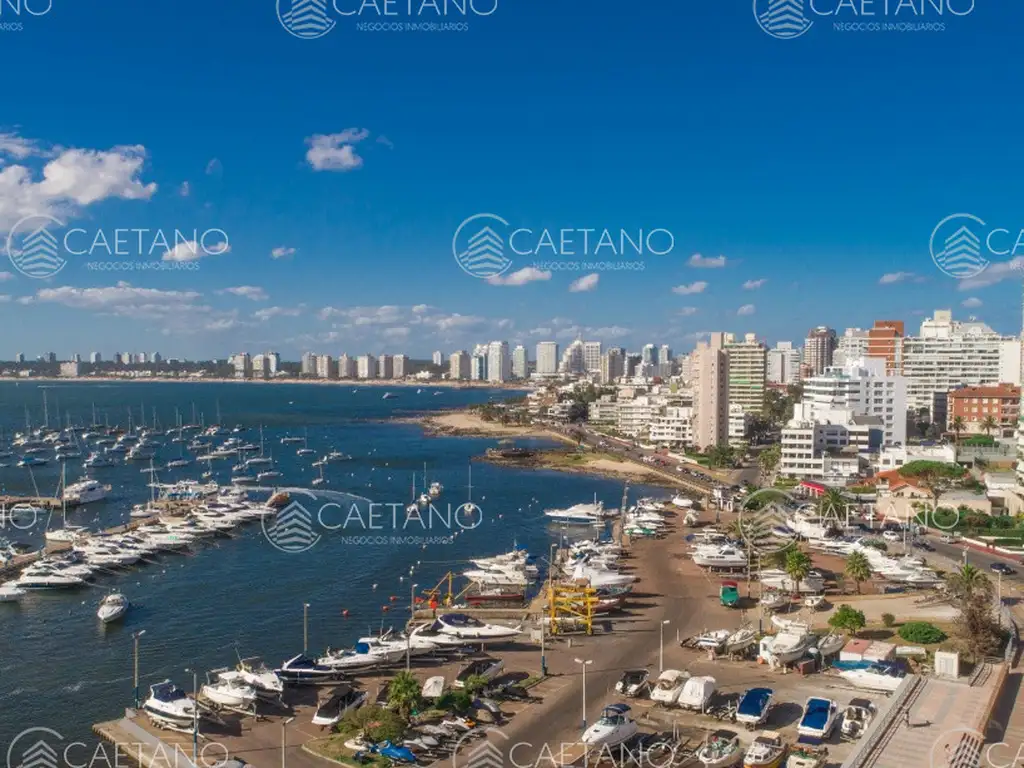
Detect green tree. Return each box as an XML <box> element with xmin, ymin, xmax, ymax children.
<box><xmin>707</xmin><ymin>445</ymin><xmax>736</xmax><ymax>469</ymax></box>
<box><xmin>828</xmin><ymin>604</ymin><xmax>867</xmax><ymax>636</ymax></box>
<box><xmin>881</xmin><ymin>612</ymin><xmax>896</xmax><ymax>628</ymax></box>
<box><xmin>844</xmin><ymin>551</ymin><xmax>872</xmax><ymax>595</ymax></box>
<box><xmin>339</xmin><ymin>705</ymin><xmax>407</xmax><ymax>742</ymax></box>
<box><xmin>945</xmin><ymin>564</ymin><xmax>991</xmax><ymax>602</ymax></box>
<box><xmin>758</xmin><ymin>444</ymin><xmax>781</xmax><ymax>479</ymax></box>
<box><xmin>784</xmin><ymin>548</ymin><xmax>813</xmax><ymax>596</ymax></box>
<box><xmin>386</xmin><ymin>671</ymin><xmax>422</xmax><ymax>719</ymax></box>
<box><xmin>950</xmin><ymin>415</ymin><xmax>966</xmax><ymax>444</ymax></box>
<box><xmin>980</xmin><ymin>415</ymin><xmax>997</xmax><ymax>436</ymax></box>
<box><xmin>818</xmin><ymin>487</ymin><xmax>848</xmax><ymax>530</ymax></box>
<box><xmin>461</xmin><ymin>674</ymin><xmax>490</xmax><ymax>695</ymax></box>
<box><xmin>945</xmin><ymin>564</ymin><xmax>1002</xmax><ymax>662</ymax></box>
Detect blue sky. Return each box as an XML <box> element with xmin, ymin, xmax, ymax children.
<box><xmin>1</xmin><ymin>0</ymin><xmax>1023</xmax><ymax>360</ymax></box>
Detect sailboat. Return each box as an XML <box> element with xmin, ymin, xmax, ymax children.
<box><xmin>297</xmin><ymin>428</ymin><xmax>315</xmax><ymax>457</ymax></box>
<box><xmin>312</xmin><ymin>462</ymin><xmax>326</xmax><ymax>487</ymax></box>
<box><xmin>462</xmin><ymin>464</ymin><xmax>479</xmax><ymax>515</ymax></box>
<box><xmin>46</xmin><ymin>464</ymin><xmax>88</xmax><ymax>543</ymax></box>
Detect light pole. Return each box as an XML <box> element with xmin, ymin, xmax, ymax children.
<box><xmin>997</xmin><ymin>571</ymin><xmax>1003</xmax><ymax>627</ymax></box>
<box><xmin>406</xmin><ymin>583</ymin><xmax>418</xmax><ymax>671</ymax></box>
<box><xmin>132</xmin><ymin>629</ymin><xmax>146</xmax><ymax>709</ymax></box>
<box><xmin>185</xmin><ymin>666</ymin><xmax>199</xmax><ymax>764</ymax></box>
<box><xmin>659</xmin><ymin>619</ymin><xmax>670</xmax><ymax>672</ymax></box>
<box><xmin>303</xmin><ymin>603</ymin><xmax>310</xmax><ymax>654</ymax></box>
<box><xmin>573</xmin><ymin>657</ymin><xmax>593</xmax><ymax>729</ymax></box>
<box><xmin>282</xmin><ymin>716</ymin><xmax>295</xmax><ymax>768</ymax></box>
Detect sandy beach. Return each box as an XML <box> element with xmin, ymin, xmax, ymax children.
<box><xmin>421</xmin><ymin>410</ymin><xmax>574</xmax><ymax>441</ymax></box>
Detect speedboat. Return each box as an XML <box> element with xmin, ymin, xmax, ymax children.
<box><xmin>615</xmin><ymin>669</ymin><xmax>651</xmax><ymax>698</ymax></box>
<box><xmin>355</xmin><ymin>634</ymin><xmax>422</xmax><ymax>663</ymax></box>
<box><xmin>408</xmin><ymin>621</ymin><xmax>478</xmax><ymax>648</ymax></box>
<box><xmin>257</xmin><ymin>470</ymin><xmax>282</xmax><ymax>483</ymax></box>
<box><xmin>219</xmin><ymin>658</ymin><xmax>284</xmax><ymax>700</ymax></box>
<box><xmin>694</xmin><ymin>629</ymin><xmax>731</xmax><ymax>651</ymax></box>
<box><xmin>422</xmin><ymin>675</ymin><xmax>445</xmax><ymax>699</ymax></box>
<box><xmin>581</xmin><ymin>703</ymin><xmax>639</xmax><ymax>748</ymax></box>
<box><xmin>144</xmin><ymin>680</ymin><xmax>197</xmax><ymax>728</ymax></box>
<box><xmin>17</xmin><ymin>456</ymin><xmax>48</xmax><ymax>467</ymax></box>
<box><xmin>786</xmin><ymin>740</ymin><xmax>829</xmax><ymax>768</ymax></box>
<box><xmin>758</xmin><ymin>569</ymin><xmax>826</xmax><ymax>594</ymax></box>
<box><xmin>803</xmin><ymin>594</ymin><xmax>826</xmax><ymax>610</ymax></box>
<box><xmin>736</xmin><ymin>688</ymin><xmax>773</xmax><ymax>729</ymax></box>
<box><xmin>725</xmin><ymin>626</ymin><xmax>758</xmax><ymax>654</ymax></box>
<box><xmin>83</xmin><ymin>452</ymin><xmax>116</xmax><ymax>468</ymax></box>
<box><xmin>672</xmin><ymin>495</ymin><xmax>694</xmax><ymax>508</ymax></box>
<box><xmin>678</xmin><ymin>675</ymin><xmax>716</xmax><ymax>712</ymax></box>
<box><xmin>759</xmin><ymin>591</ymin><xmax>789</xmax><ymax>611</ymax></box>
<box><xmin>692</xmin><ymin>545</ymin><xmax>747</xmax><ymax>569</ymax></box>
<box><xmin>312</xmin><ymin>685</ymin><xmax>367</xmax><ymax>727</ymax></box>
<box><xmin>797</xmin><ymin>697</ymin><xmax>839</xmax><ymax>740</ymax></box>
<box><xmin>435</xmin><ymin>613</ymin><xmax>521</xmax><ymax>642</ymax></box>
<box><xmin>742</xmin><ymin>731</ymin><xmax>786</xmax><ymax>768</ymax></box>
<box><xmin>544</xmin><ymin>501</ymin><xmax>607</xmax><ymax>525</ymax></box>
<box><xmin>64</xmin><ymin>478</ymin><xmax>110</xmax><ymax>505</ymax></box>
<box><xmin>838</xmin><ymin>661</ymin><xmax>906</xmax><ymax>693</ymax></box>
<box><xmin>650</xmin><ymin>669</ymin><xmax>689</xmax><ymax>706</ymax></box>
<box><xmin>429</xmin><ymin>481</ymin><xmax>442</xmax><ymax>498</ymax></box>
<box><xmin>568</xmin><ymin>562</ymin><xmax>635</xmax><ymax>589</ymax></box>
<box><xmin>317</xmin><ymin>643</ymin><xmax>390</xmax><ymax>671</ymax></box>
<box><xmin>453</xmin><ymin>657</ymin><xmax>504</xmax><ymax>688</ymax></box>
<box><xmin>695</xmin><ymin>730</ymin><xmax>743</xmax><ymax>767</ymax></box>
<box><xmin>840</xmin><ymin>699</ymin><xmax>875</xmax><ymax>739</ymax></box>
<box><xmin>44</xmin><ymin>525</ymin><xmax>90</xmax><ymax>544</ymax></box>
<box><xmin>275</xmin><ymin>654</ymin><xmax>345</xmax><ymax>684</ymax></box>
<box><xmin>0</xmin><ymin>582</ymin><xmax>26</xmax><ymax>602</ymax></box>
<box><xmin>16</xmin><ymin>568</ymin><xmax>85</xmax><ymax>589</ymax></box>
<box><xmin>97</xmin><ymin>593</ymin><xmax>129</xmax><ymax>623</ymax></box>
<box><xmin>201</xmin><ymin>671</ymin><xmax>257</xmax><ymax>709</ymax></box>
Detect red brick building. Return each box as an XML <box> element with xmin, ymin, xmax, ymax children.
<box><xmin>947</xmin><ymin>383</ymin><xmax>1020</xmax><ymax>437</ymax></box>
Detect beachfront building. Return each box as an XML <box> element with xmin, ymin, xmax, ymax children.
<box><xmin>600</xmin><ymin>348</ymin><xmax>625</xmax><ymax>384</ymax></box>
<box><xmin>512</xmin><ymin>345</ymin><xmax>528</xmax><ymax>379</ymax></box>
<box><xmin>649</xmin><ymin>406</ymin><xmax>694</xmax><ymax>448</ymax></box>
<box><xmin>692</xmin><ymin>332</ymin><xmax>729</xmax><ymax>449</ymax></box>
<box><xmin>449</xmin><ymin>350</ymin><xmax>470</xmax><ymax>380</ymax></box>
<box><xmin>393</xmin><ymin>354</ymin><xmax>408</xmax><ymax>379</ymax></box>
<box><xmin>231</xmin><ymin>353</ymin><xmax>252</xmax><ymax>379</ymax></box>
<box><xmin>724</xmin><ymin>332</ymin><xmax>767</xmax><ymax>414</ymax></box>
<box><xmin>559</xmin><ymin>340</ymin><xmax>586</xmax><ymax>375</ymax></box>
<box><xmin>487</xmin><ymin>341</ymin><xmax>510</xmax><ymax>383</ymax></box>
<box><xmin>338</xmin><ymin>354</ymin><xmax>356</xmax><ymax>379</ymax></box>
<box><xmin>901</xmin><ymin>310</ymin><xmax>1021</xmax><ymax>422</ymax></box>
<box><xmin>315</xmin><ymin>355</ymin><xmax>336</xmax><ymax>379</ymax></box>
<box><xmin>803</xmin><ymin>326</ymin><xmax>837</xmax><ymax>376</ymax></box>
<box><xmin>378</xmin><ymin>355</ymin><xmax>394</xmax><ymax>379</ymax></box>
<box><xmin>432</xmin><ymin>350</ymin><xmax>444</xmax><ymax>366</ymax></box>
<box><xmin>583</xmin><ymin>341</ymin><xmax>602</xmax><ymax>374</ymax></box>
<box><xmin>780</xmin><ymin>405</ymin><xmax>882</xmax><ymax>484</ymax></box>
<box><xmin>947</xmin><ymin>383</ymin><xmax>1020</xmax><ymax>438</ymax></box>
<box><xmin>357</xmin><ymin>354</ymin><xmax>377</xmax><ymax>379</ymax></box>
<box><xmin>536</xmin><ymin>342</ymin><xmax>559</xmax><ymax>376</ymax></box>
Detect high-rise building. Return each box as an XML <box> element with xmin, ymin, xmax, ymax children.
<box><xmin>866</xmin><ymin>320</ymin><xmax>904</xmax><ymax>374</ymax></box>
<box><xmin>264</xmin><ymin>352</ymin><xmax>279</xmax><ymax>375</ymax></box>
<box><xmin>393</xmin><ymin>354</ymin><xmax>408</xmax><ymax>379</ymax></box>
<box><xmin>803</xmin><ymin>326</ymin><xmax>837</xmax><ymax>376</ymax></box>
<box><xmin>45</xmin><ymin>352</ymin><xmax>56</xmax><ymax>364</ymax></box>
<box><xmin>641</xmin><ymin>344</ymin><xmax>656</xmax><ymax>366</ymax></box>
<box><xmin>152</xmin><ymin>352</ymin><xmax>162</xmax><ymax>364</ymax></box>
<box><xmin>15</xmin><ymin>353</ymin><xmax>24</xmax><ymax>363</ymax></box>
<box><xmin>536</xmin><ymin>342</ymin><xmax>559</xmax><ymax>376</ymax></box>
<box><xmin>338</xmin><ymin>354</ymin><xmax>356</xmax><ymax>379</ymax></box>
<box><xmin>231</xmin><ymin>352</ymin><xmax>253</xmax><ymax>379</ymax></box>
<box><xmin>767</xmin><ymin>341</ymin><xmax>801</xmax><ymax>385</ymax></box>
<box><xmin>301</xmin><ymin>352</ymin><xmax>317</xmax><ymax>376</ymax></box>
<box><xmin>71</xmin><ymin>353</ymin><xmax>81</xmax><ymax>363</ymax></box>
<box><xmin>658</xmin><ymin>345</ymin><xmax>672</xmax><ymax>366</ymax></box>
<box><xmin>470</xmin><ymin>352</ymin><xmax>487</xmax><ymax>381</ymax></box>
<box><xmin>600</xmin><ymin>348</ymin><xmax>625</xmax><ymax>384</ymax></box>
<box><xmin>902</xmin><ymin>309</ymin><xmax>1021</xmax><ymax>421</ymax></box>
<box><xmin>724</xmin><ymin>332</ymin><xmax>767</xmax><ymax>414</ymax></box>
<box><xmin>316</xmin><ymin>354</ymin><xmax>336</xmax><ymax>379</ymax></box>
<box><xmin>583</xmin><ymin>341</ymin><xmax>602</xmax><ymax>373</ymax></box>
<box><xmin>834</xmin><ymin>328</ymin><xmax>868</xmax><ymax>367</ymax></box>
<box><xmin>378</xmin><ymin>355</ymin><xmax>394</xmax><ymax>379</ymax></box>
<box><xmin>511</xmin><ymin>345</ymin><xmax>528</xmax><ymax>379</ymax></box>
<box><xmin>625</xmin><ymin>353</ymin><xmax>642</xmax><ymax>378</ymax></box>
<box><xmin>432</xmin><ymin>351</ymin><xmax>444</xmax><ymax>367</ymax></box>
<box><xmin>450</xmin><ymin>350</ymin><xmax>471</xmax><ymax>380</ymax></box>
<box><xmin>693</xmin><ymin>332</ymin><xmax>729</xmax><ymax>449</ymax></box>
<box><xmin>89</xmin><ymin>352</ymin><xmax>101</xmax><ymax>364</ymax></box>
<box><xmin>487</xmin><ymin>341</ymin><xmax>510</xmax><ymax>383</ymax></box>
<box><xmin>559</xmin><ymin>340</ymin><xmax>585</xmax><ymax>375</ymax></box>
<box><xmin>357</xmin><ymin>355</ymin><xmax>377</xmax><ymax>379</ymax></box>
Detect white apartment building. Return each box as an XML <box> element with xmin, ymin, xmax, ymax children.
<box><xmin>512</xmin><ymin>345</ymin><xmax>528</xmax><ymax>379</ymax></box>
<box><xmin>357</xmin><ymin>354</ymin><xmax>377</xmax><ymax>379</ymax></box>
<box><xmin>834</xmin><ymin>328</ymin><xmax>869</xmax><ymax>367</ymax></box>
<box><xmin>393</xmin><ymin>354</ymin><xmax>408</xmax><ymax>379</ymax></box>
<box><xmin>301</xmin><ymin>352</ymin><xmax>317</xmax><ymax>376</ymax></box>
<box><xmin>449</xmin><ymin>350</ymin><xmax>470</xmax><ymax>380</ymax></box>
<box><xmin>536</xmin><ymin>342</ymin><xmax>559</xmax><ymax>376</ymax></box>
<box><xmin>800</xmin><ymin>357</ymin><xmax>907</xmax><ymax>446</ymax></box>
<box><xmin>642</xmin><ymin>344</ymin><xmax>656</xmax><ymax>365</ymax></box>
<box><xmin>559</xmin><ymin>340</ymin><xmax>585</xmax><ymax>374</ymax></box>
<box><xmin>487</xmin><ymin>341</ymin><xmax>510</xmax><ymax>383</ymax></box>
<box><xmin>767</xmin><ymin>341</ymin><xmax>801</xmax><ymax>385</ymax></box>
<box><xmin>780</xmin><ymin>406</ymin><xmax>881</xmax><ymax>483</ymax></box>
<box><xmin>231</xmin><ymin>353</ymin><xmax>252</xmax><ymax>379</ymax></box>
<box><xmin>901</xmin><ymin>310</ymin><xmax>1021</xmax><ymax>420</ymax></box>
<box><xmin>583</xmin><ymin>341</ymin><xmax>602</xmax><ymax>373</ymax></box>
<box><xmin>316</xmin><ymin>354</ymin><xmax>336</xmax><ymax>379</ymax></box>
<box><xmin>729</xmin><ymin>403</ymin><xmax>751</xmax><ymax>446</ymax></box>
<box><xmin>338</xmin><ymin>354</ymin><xmax>356</xmax><ymax>379</ymax></box>
<box><xmin>724</xmin><ymin>332</ymin><xmax>767</xmax><ymax>414</ymax></box>
<box><xmin>90</xmin><ymin>352</ymin><xmax>101</xmax><ymax>364</ymax></box>
<box><xmin>378</xmin><ymin>355</ymin><xmax>394</xmax><ymax>379</ymax></box>
<box><xmin>588</xmin><ymin>395</ymin><xmax>619</xmax><ymax>425</ymax></box>
<box><xmin>617</xmin><ymin>395</ymin><xmax>657</xmax><ymax>437</ymax></box>
<box><xmin>692</xmin><ymin>332</ymin><xmax>729</xmax><ymax>449</ymax></box>
<box><xmin>649</xmin><ymin>406</ymin><xmax>693</xmax><ymax>448</ymax></box>
<box><xmin>432</xmin><ymin>351</ymin><xmax>444</xmax><ymax>366</ymax></box>
<box><xmin>471</xmin><ymin>353</ymin><xmax>487</xmax><ymax>381</ymax></box>
<box><xmin>600</xmin><ymin>348</ymin><xmax>625</xmax><ymax>384</ymax></box>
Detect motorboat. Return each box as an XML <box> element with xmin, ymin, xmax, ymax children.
<box><xmin>692</xmin><ymin>545</ymin><xmax>747</xmax><ymax>569</ymax></box>
<box><xmin>838</xmin><ymin>661</ymin><xmax>906</xmax><ymax>693</ymax></box>
<box><xmin>44</xmin><ymin>525</ymin><xmax>90</xmax><ymax>544</ymax></box>
<box><xmin>429</xmin><ymin>481</ymin><xmax>442</xmax><ymax>498</ymax></box>
<box><xmin>83</xmin><ymin>452</ymin><xmax>116</xmax><ymax>468</ymax></box>
<box><xmin>435</xmin><ymin>613</ymin><xmax>521</xmax><ymax>642</ymax></box>
<box><xmin>326</xmin><ymin>450</ymin><xmax>351</xmax><ymax>462</ymax></box>
<box><xmin>317</xmin><ymin>643</ymin><xmax>390</xmax><ymax>671</ymax></box>
<box><xmin>725</xmin><ymin>626</ymin><xmax>758</xmax><ymax>654</ymax></box>
<box><xmin>758</xmin><ymin>569</ymin><xmax>826</xmax><ymax>594</ymax></box>
<box><xmin>694</xmin><ymin>629</ymin><xmax>731</xmax><ymax>651</ymax></box>
<box><xmin>759</xmin><ymin>591</ymin><xmax>789</xmax><ymax>611</ymax></box>
<box><xmin>15</xmin><ymin>568</ymin><xmax>86</xmax><ymax>589</ymax></box>
<box><xmin>17</xmin><ymin>456</ymin><xmax>48</xmax><ymax>467</ymax></box>
<box><xmin>422</xmin><ymin>676</ymin><xmax>445</xmax><ymax>699</ymax></box>
<box><xmin>786</xmin><ymin>740</ymin><xmax>829</xmax><ymax>768</ymax></box>
<box><xmin>0</xmin><ymin>582</ymin><xmax>26</xmax><ymax>602</ymax></box>
<box><xmin>126</xmin><ymin>443</ymin><xmax>156</xmax><ymax>461</ymax></box>
<box><xmin>97</xmin><ymin>593</ymin><xmax>129</xmax><ymax>623</ymax></box>
<box><xmin>735</xmin><ymin>688</ymin><xmax>773</xmax><ymax>729</ymax></box>
<box><xmin>568</xmin><ymin>562</ymin><xmax>635</xmax><ymax>589</ymax></box>
<box><xmin>356</xmin><ymin>634</ymin><xmax>422</xmax><ymax>663</ymax></box>
<box><xmin>64</xmin><ymin>478</ymin><xmax>110</xmax><ymax>505</ymax></box>
<box><xmin>840</xmin><ymin>699</ymin><xmax>875</xmax><ymax>740</ymax></box>
<box><xmin>678</xmin><ymin>675</ymin><xmax>716</xmax><ymax>712</ymax></box>
<box><xmin>257</xmin><ymin>470</ymin><xmax>282</xmax><ymax>483</ymax></box>
<box><xmin>202</xmin><ymin>671</ymin><xmax>257</xmax><ymax>709</ymax></box>
<box><xmin>650</xmin><ymin>669</ymin><xmax>689</xmax><ymax>706</ymax></box>
<box><xmin>615</xmin><ymin>669</ymin><xmax>651</xmax><ymax>697</ymax></box>
<box><xmin>797</xmin><ymin>697</ymin><xmax>839</xmax><ymax>740</ymax></box>
<box><xmin>581</xmin><ymin>703</ymin><xmax>639</xmax><ymax>748</ymax></box>
<box><xmin>695</xmin><ymin>730</ymin><xmax>743</xmax><ymax>767</ymax></box>
<box><xmin>166</xmin><ymin>459</ymin><xmax>191</xmax><ymax>469</ymax></box>
<box><xmin>544</xmin><ymin>501</ymin><xmax>607</xmax><ymax>525</ymax></box>
<box><xmin>143</xmin><ymin>680</ymin><xmax>197</xmax><ymax>728</ymax></box>
<box><xmin>672</xmin><ymin>495</ymin><xmax>694</xmax><ymax>508</ymax></box>
<box><xmin>453</xmin><ymin>657</ymin><xmax>504</xmax><ymax>688</ymax></box>
<box><xmin>275</xmin><ymin>654</ymin><xmax>345</xmax><ymax>684</ymax></box>
<box><xmin>814</xmin><ymin>632</ymin><xmax>846</xmax><ymax>657</ymax></box>
<box><xmin>408</xmin><ymin>621</ymin><xmax>478</xmax><ymax>648</ymax></box>
<box><xmin>220</xmin><ymin>658</ymin><xmax>284</xmax><ymax>700</ymax></box>
<box><xmin>742</xmin><ymin>731</ymin><xmax>786</xmax><ymax>768</ymax></box>
<box><xmin>312</xmin><ymin>685</ymin><xmax>368</xmax><ymax>727</ymax></box>
<box><xmin>760</xmin><ymin>625</ymin><xmax>814</xmax><ymax>665</ymax></box>
<box><xmin>804</xmin><ymin>595</ymin><xmax>826</xmax><ymax>610</ymax></box>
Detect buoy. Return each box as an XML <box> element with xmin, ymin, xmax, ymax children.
<box><xmin>389</xmin><ymin>595</ymin><xmax>399</xmax><ymax>602</ymax></box>
<box><xmin>342</xmin><ymin>609</ymin><xmax>350</xmax><ymax>617</ymax></box>
<box><xmin>372</xmin><ymin>583</ymin><xmax>378</xmax><ymax>590</ymax></box>
<box><xmin>382</xmin><ymin>605</ymin><xmax>390</xmax><ymax>612</ymax></box>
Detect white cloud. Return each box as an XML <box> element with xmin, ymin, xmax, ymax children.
<box><xmin>589</xmin><ymin>325</ymin><xmax>630</xmax><ymax>340</ymax></box>
<box><xmin>0</xmin><ymin>272</ymin><xmax>13</xmax><ymax>282</ymax></box>
<box><xmin>688</xmin><ymin>253</ymin><xmax>726</xmax><ymax>268</ymax></box>
<box><xmin>305</xmin><ymin>129</ymin><xmax>371</xmax><ymax>172</ymax></box>
<box><xmin>162</xmin><ymin>239</ymin><xmax>230</xmax><ymax>262</ymax></box>
<box><xmin>377</xmin><ymin>135</ymin><xmax>394</xmax><ymax>149</ymax></box>
<box><xmin>957</xmin><ymin>258</ymin><xmax>1024</xmax><ymax>290</ymax></box>
<box><xmin>742</xmin><ymin>278</ymin><xmax>766</xmax><ymax>290</ymax></box>
<box><xmin>0</xmin><ymin>138</ymin><xmax>157</xmax><ymax>228</ymax></box>
<box><xmin>254</xmin><ymin>306</ymin><xmax>302</xmax><ymax>322</ymax></box>
<box><xmin>271</xmin><ymin>246</ymin><xmax>297</xmax><ymax>260</ymax></box>
<box><xmin>0</xmin><ymin>132</ymin><xmax>41</xmax><ymax>162</ymax></box>
<box><xmin>487</xmin><ymin>267</ymin><xmax>552</xmax><ymax>286</ymax></box>
<box><xmin>737</xmin><ymin>304</ymin><xmax>756</xmax><ymax>316</ymax></box>
<box><xmin>217</xmin><ymin>285</ymin><xmax>267</xmax><ymax>301</ymax></box>
<box><xmin>672</xmin><ymin>281</ymin><xmax>707</xmax><ymax>295</ymax></box>
<box><xmin>382</xmin><ymin>326</ymin><xmax>410</xmax><ymax>340</ymax></box>
<box><xmin>411</xmin><ymin>304</ymin><xmax>430</xmax><ymax>314</ymax></box>
<box><xmin>568</xmin><ymin>273</ymin><xmax>599</xmax><ymax>293</ymax></box>
<box><xmin>878</xmin><ymin>271</ymin><xmax>925</xmax><ymax>285</ymax></box>
<box><xmin>29</xmin><ymin>282</ymin><xmax>202</xmax><ymax>317</ymax></box>
<box><xmin>178</xmin><ymin>181</ymin><xmax>190</xmax><ymax>197</ymax></box>
<box><xmin>961</xmin><ymin>296</ymin><xmax>983</xmax><ymax>308</ymax></box>
<box><xmin>678</xmin><ymin>307</ymin><xmax>698</xmax><ymax>316</ymax></box>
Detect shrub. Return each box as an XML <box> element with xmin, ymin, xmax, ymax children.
<box><xmin>897</xmin><ymin>621</ymin><xmax>947</xmax><ymax>644</ymax></box>
<box><xmin>881</xmin><ymin>613</ymin><xmax>896</xmax><ymax>628</ymax></box>
<box><xmin>829</xmin><ymin>604</ymin><xmax>867</xmax><ymax>635</ymax></box>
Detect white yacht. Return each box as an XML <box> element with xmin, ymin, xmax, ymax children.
<box><xmin>545</xmin><ymin>500</ymin><xmax>607</xmax><ymax>525</ymax></box>
<box><xmin>838</xmin><ymin>662</ymin><xmax>906</xmax><ymax>693</ymax></box>
<box><xmin>692</xmin><ymin>544</ymin><xmax>747</xmax><ymax>569</ymax></box>
<box><xmin>0</xmin><ymin>582</ymin><xmax>26</xmax><ymax>602</ymax></box>
<box><xmin>760</xmin><ymin>623</ymin><xmax>815</xmax><ymax>665</ymax></box>
<box><xmin>16</xmin><ymin>567</ymin><xmax>86</xmax><ymax>589</ymax></box>
<box><xmin>44</xmin><ymin>525</ymin><xmax>90</xmax><ymax>544</ymax></box>
<box><xmin>97</xmin><ymin>593</ymin><xmax>129</xmax><ymax>623</ymax></box>
<box><xmin>672</xmin><ymin>495</ymin><xmax>695</xmax><ymax>508</ymax></box>
<box><xmin>218</xmin><ymin>658</ymin><xmax>283</xmax><ymax>700</ymax></box>
<box><xmin>144</xmin><ymin>681</ymin><xmax>197</xmax><ymax>728</ymax></box>
<box><xmin>63</xmin><ymin>478</ymin><xmax>110</xmax><ymax>506</ymax></box>
<box><xmin>759</xmin><ymin>569</ymin><xmax>826</xmax><ymax>594</ymax></box>
<box><xmin>201</xmin><ymin>672</ymin><xmax>257</xmax><ymax>708</ymax></box>
<box><xmin>581</xmin><ymin>703</ymin><xmax>639</xmax><ymax>748</ymax></box>
<box><xmin>433</xmin><ymin>613</ymin><xmax>521</xmax><ymax>642</ymax></box>
<box><xmin>83</xmin><ymin>452</ymin><xmax>116</xmax><ymax>468</ymax></box>
<box><xmin>317</xmin><ymin>643</ymin><xmax>390</xmax><ymax>671</ymax></box>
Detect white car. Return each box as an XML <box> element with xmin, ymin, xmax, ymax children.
<box><xmin>940</xmin><ymin>534</ymin><xmax>959</xmax><ymax>544</ymax></box>
<box><xmin>882</xmin><ymin>530</ymin><xmax>900</xmax><ymax>542</ymax></box>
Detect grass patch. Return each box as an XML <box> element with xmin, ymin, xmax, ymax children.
<box><xmin>306</xmin><ymin>737</ymin><xmax>390</xmax><ymax>768</ymax></box>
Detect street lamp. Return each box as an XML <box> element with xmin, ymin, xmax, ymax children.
<box><xmin>406</xmin><ymin>583</ymin><xmax>419</xmax><ymax>671</ymax></box>
<box><xmin>282</xmin><ymin>716</ymin><xmax>296</xmax><ymax>768</ymax></box>
<box><xmin>303</xmin><ymin>603</ymin><xmax>310</xmax><ymax>654</ymax></box>
<box><xmin>184</xmin><ymin>666</ymin><xmax>199</xmax><ymax>764</ymax></box>
<box><xmin>659</xmin><ymin>619</ymin><xmax>671</xmax><ymax>672</ymax></box>
<box><xmin>132</xmin><ymin>629</ymin><xmax>146</xmax><ymax>709</ymax></box>
<box><xmin>573</xmin><ymin>657</ymin><xmax>593</xmax><ymax>729</ymax></box>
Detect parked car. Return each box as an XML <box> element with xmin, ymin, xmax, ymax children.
<box><xmin>940</xmin><ymin>534</ymin><xmax>960</xmax><ymax>544</ymax></box>
<box><xmin>990</xmin><ymin>563</ymin><xmax>1015</xmax><ymax>576</ymax></box>
<box><xmin>912</xmin><ymin>540</ymin><xmax>935</xmax><ymax>551</ymax></box>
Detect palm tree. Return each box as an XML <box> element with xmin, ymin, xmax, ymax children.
<box><xmin>980</xmin><ymin>415</ymin><xmax>997</xmax><ymax>436</ymax></box>
<box><xmin>784</xmin><ymin>548</ymin><xmax>813</xmax><ymax>596</ymax></box>
<box><xmin>844</xmin><ymin>551</ymin><xmax>871</xmax><ymax>594</ymax></box>
<box><xmin>387</xmin><ymin>670</ymin><xmax>422</xmax><ymax>719</ymax></box>
<box><xmin>946</xmin><ymin>563</ymin><xmax>992</xmax><ymax>601</ymax></box>
<box><xmin>818</xmin><ymin>487</ymin><xmax>847</xmax><ymax>529</ymax></box>
<box><xmin>950</xmin><ymin>416</ymin><xmax>966</xmax><ymax>445</ymax></box>
<box><xmin>758</xmin><ymin>444</ymin><xmax>781</xmax><ymax>480</ymax></box>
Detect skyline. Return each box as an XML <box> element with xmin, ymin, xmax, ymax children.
<box><xmin>3</xmin><ymin>2</ymin><xmax>1024</xmax><ymax>356</ymax></box>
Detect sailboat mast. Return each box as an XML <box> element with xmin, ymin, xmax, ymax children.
<box><xmin>42</xmin><ymin>390</ymin><xmax>49</xmax><ymax>429</ymax></box>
